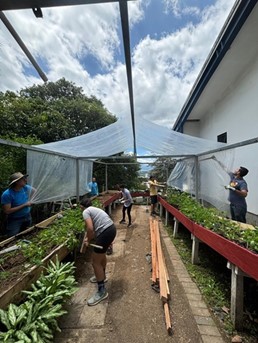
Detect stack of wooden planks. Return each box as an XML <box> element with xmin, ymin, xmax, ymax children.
<box><xmin>149</xmin><ymin>217</ymin><xmax>172</xmax><ymax>335</ymax></box>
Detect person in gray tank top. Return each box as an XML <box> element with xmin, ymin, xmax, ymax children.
<box><xmin>80</xmin><ymin>198</ymin><xmax>116</xmax><ymax>306</ymax></box>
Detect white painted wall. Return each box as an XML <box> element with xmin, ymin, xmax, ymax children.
<box><xmin>199</xmin><ymin>57</ymin><xmax>258</xmax><ymax>143</ymax></box>
<box><xmin>184</xmin><ymin>121</ymin><xmax>200</xmax><ymax>136</ymax></box>
<box><xmin>191</xmin><ymin>57</ymin><xmax>258</xmax><ymax>217</ymax></box>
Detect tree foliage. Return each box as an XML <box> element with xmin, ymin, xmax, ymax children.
<box><xmin>0</xmin><ymin>78</ymin><xmax>117</xmax><ymax>143</ymax></box>
<box><xmin>0</xmin><ymin>78</ymin><xmax>118</xmax><ymax>192</ymax></box>
<box><xmin>148</xmin><ymin>157</ymin><xmax>176</xmax><ymax>182</ymax></box>
<box><xmin>0</xmin><ymin>79</ymin><xmax>141</xmax><ymax>195</ymax></box>
<box><xmin>93</xmin><ymin>155</ymin><xmax>141</xmax><ymax>192</ymax></box>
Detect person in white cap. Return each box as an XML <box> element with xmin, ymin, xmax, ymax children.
<box><xmin>1</xmin><ymin>172</ymin><xmax>36</xmax><ymax>237</ymax></box>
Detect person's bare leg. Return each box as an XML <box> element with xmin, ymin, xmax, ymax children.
<box><xmin>92</xmin><ymin>252</ymin><xmax>106</xmax><ymax>281</ymax></box>
<box><xmin>87</xmin><ymin>252</ymin><xmax>108</xmax><ymax>306</ymax></box>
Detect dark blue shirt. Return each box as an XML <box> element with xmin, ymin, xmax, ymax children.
<box><xmin>228</xmin><ymin>172</ymin><xmax>248</xmax><ymax>209</ymax></box>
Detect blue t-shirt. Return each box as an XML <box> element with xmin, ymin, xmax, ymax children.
<box><xmin>228</xmin><ymin>173</ymin><xmax>248</xmax><ymax>209</ymax></box>
<box><xmin>1</xmin><ymin>185</ymin><xmax>33</xmax><ymax>218</ymax></box>
<box><xmin>88</xmin><ymin>181</ymin><xmax>99</xmax><ymax>196</ymax></box>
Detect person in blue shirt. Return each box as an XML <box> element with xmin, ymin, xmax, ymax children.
<box><xmin>88</xmin><ymin>177</ymin><xmax>99</xmax><ymax>197</ymax></box>
<box><xmin>212</xmin><ymin>156</ymin><xmax>249</xmax><ymax>223</ymax></box>
<box><xmin>225</xmin><ymin>166</ymin><xmax>249</xmax><ymax>223</ymax></box>
<box><xmin>1</xmin><ymin>172</ymin><xmax>36</xmax><ymax>237</ymax></box>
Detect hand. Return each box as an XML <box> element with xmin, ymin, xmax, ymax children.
<box><xmin>84</xmin><ymin>238</ymin><xmax>89</xmax><ymax>247</ymax></box>
<box><xmin>225</xmin><ymin>185</ymin><xmax>235</xmax><ymax>191</ymax></box>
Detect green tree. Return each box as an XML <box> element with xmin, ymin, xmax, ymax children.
<box><xmin>0</xmin><ymin>135</ymin><xmax>43</xmax><ymax>191</ymax></box>
<box><xmin>19</xmin><ymin>78</ymin><xmax>84</xmax><ymax>100</ymax></box>
<box><xmin>93</xmin><ymin>154</ymin><xmax>141</xmax><ymax>192</ymax></box>
<box><xmin>0</xmin><ymin>78</ymin><xmax>117</xmax><ymax>143</ymax></box>
<box><xmin>0</xmin><ymin>135</ymin><xmax>43</xmax><ymax>235</ymax></box>
<box><xmin>148</xmin><ymin>157</ymin><xmax>176</xmax><ymax>182</ymax></box>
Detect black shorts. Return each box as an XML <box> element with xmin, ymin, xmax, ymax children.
<box><xmin>150</xmin><ymin>195</ymin><xmax>157</xmax><ymax>205</ymax></box>
<box><xmin>94</xmin><ymin>224</ymin><xmax>117</xmax><ymax>254</ymax></box>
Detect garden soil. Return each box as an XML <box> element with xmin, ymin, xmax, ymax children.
<box><xmin>54</xmin><ymin>204</ymin><xmax>229</xmax><ymax>343</ymax></box>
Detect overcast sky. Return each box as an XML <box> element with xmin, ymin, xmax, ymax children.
<box><xmin>0</xmin><ymin>0</ymin><xmax>235</xmax><ymax>129</ymax></box>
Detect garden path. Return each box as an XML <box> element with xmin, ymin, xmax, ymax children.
<box><xmin>54</xmin><ymin>205</ymin><xmax>227</xmax><ymax>343</ymax></box>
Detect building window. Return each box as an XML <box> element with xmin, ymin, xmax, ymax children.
<box><xmin>217</xmin><ymin>132</ymin><xmax>227</xmax><ymax>143</ymax></box>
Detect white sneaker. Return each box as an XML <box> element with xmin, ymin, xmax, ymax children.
<box><xmin>90</xmin><ymin>276</ymin><xmax>108</xmax><ymax>283</ymax></box>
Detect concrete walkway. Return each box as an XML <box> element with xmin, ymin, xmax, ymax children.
<box><xmin>54</xmin><ymin>206</ymin><xmax>227</xmax><ymax>343</ymax></box>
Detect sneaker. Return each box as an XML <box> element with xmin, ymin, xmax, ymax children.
<box><xmin>106</xmin><ymin>246</ymin><xmax>113</xmax><ymax>255</ymax></box>
<box><xmin>127</xmin><ymin>224</ymin><xmax>132</xmax><ymax>228</ymax></box>
<box><xmin>119</xmin><ymin>219</ymin><xmax>126</xmax><ymax>224</ymax></box>
<box><xmin>87</xmin><ymin>290</ymin><xmax>108</xmax><ymax>306</ymax></box>
<box><xmin>90</xmin><ymin>276</ymin><xmax>108</xmax><ymax>283</ymax></box>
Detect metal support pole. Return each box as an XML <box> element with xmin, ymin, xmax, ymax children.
<box><xmin>105</xmin><ymin>164</ymin><xmax>108</xmax><ymax>192</ymax></box>
<box><xmin>165</xmin><ymin>210</ymin><xmax>169</xmax><ymax>226</ymax></box>
<box><xmin>76</xmin><ymin>159</ymin><xmax>80</xmax><ymax>203</ymax></box>
<box><xmin>173</xmin><ymin>219</ymin><xmax>179</xmax><ymax>238</ymax></box>
<box><xmin>194</xmin><ymin>156</ymin><xmax>199</xmax><ymax>201</ymax></box>
<box><xmin>191</xmin><ymin>235</ymin><xmax>200</xmax><ymax>264</ymax></box>
<box><xmin>0</xmin><ymin>12</ymin><xmax>47</xmax><ymax>82</ymax></box>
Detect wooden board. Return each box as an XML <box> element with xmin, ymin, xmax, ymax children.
<box><xmin>0</xmin><ymin>213</ymin><xmax>61</xmax><ymax>248</ymax></box>
<box><xmin>34</xmin><ymin>212</ymin><xmax>61</xmax><ymax>229</ymax></box>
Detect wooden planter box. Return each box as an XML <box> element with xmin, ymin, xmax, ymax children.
<box><xmin>159</xmin><ymin>197</ymin><xmax>194</xmax><ymax>233</ymax></box>
<box><xmin>193</xmin><ymin>223</ymin><xmax>258</xmax><ymax>281</ymax></box>
<box><xmin>0</xmin><ymin>213</ymin><xmax>70</xmax><ymax>309</ymax></box>
<box><xmin>159</xmin><ymin>197</ymin><xmax>258</xmax><ymax>281</ymax></box>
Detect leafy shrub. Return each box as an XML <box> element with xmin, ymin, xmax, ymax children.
<box><xmin>0</xmin><ymin>259</ymin><xmax>77</xmax><ymax>343</ymax></box>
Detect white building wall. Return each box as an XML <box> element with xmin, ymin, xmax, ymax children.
<box><xmin>184</xmin><ymin>121</ymin><xmax>200</xmax><ymax>136</ymax></box>
<box><xmin>196</xmin><ymin>57</ymin><xmax>258</xmax><ymax>218</ymax></box>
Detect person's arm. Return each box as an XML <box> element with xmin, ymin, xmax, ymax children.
<box><xmin>28</xmin><ymin>186</ymin><xmax>37</xmax><ymax>201</ymax></box>
<box><xmin>230</xmin><ymin>183</ymin><xmax>248</xmax><ymax>197</ymax></box>
<box><xmin>235</xmin><ymin>189</ymin><xmax>248</xmax><ymax>197</ymax></box>
<box><xmin>212</xmin><ymin>156</ymin><xmax>230</xmax><ymax>174</ymax></box>
<box><xmin>2</xmin><ymin>201</ymin><xmax>32</xmax><ymax>215</ymax></box>
<box><xmin>153</xmin><ymin>180</ymin><xmax>165</xmax><ymax>188</ymax></box>
<box><xmin>119</xmin><ymin>190</ymin><xmax>124</xmax><ymax>201</ymax></box>
<box><xmin>83</xmin><ymin>217</ymin><xmax>95</xmax><ymax>247</ymax></box>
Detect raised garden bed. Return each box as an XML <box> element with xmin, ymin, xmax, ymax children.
<box><xmin>0</xmin><ymin>194</ymin><xmax>120</xmax><ymax>310</ymax></box>
<box><xmin>0</xmin><ymin>209</ymin><xmax>83</xmax><ymax>309</ymax></box>
<box><xmin>159</xmin><ymin>192</ymin><xmax>258</xmax><ymax>281</ymax></box>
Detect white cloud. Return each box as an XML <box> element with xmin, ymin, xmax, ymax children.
<box><xmin>128</xmin><ymin>0</ymin><xmax>150</xmax><ymax>27</ymax></box>
<box><xmin>0</xmin><ymin>0</ymin><xmax>235</xmax><ymax>128</ymax></box>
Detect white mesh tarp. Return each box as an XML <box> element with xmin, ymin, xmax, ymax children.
<box><xmin>27</xmin><ymin>117</ymin><xmax>227</xmax><ymax>204</ymax></box>
<box><xmin>135</xmin><ymin>116</ymin><xmax>225</xmax><ymax>156</ymax></box>
<box><xmin>167</xmin><ymin>150</ymin><xmax>236</xmax><ymax>214</ymax></box>
<box><xmin>27</xmin><ymin>151</ymin><xmax>93</xmax><ymax>204</ymax></box>
<box><xmin>33</xmin><ymin>117</ymin><xmax>133</xmax><ymax>158</ymax></box>
<box><xmin>32</xmin><ymin>117</ymin><xmax>226</xmax><ymax>158</ymax></box>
